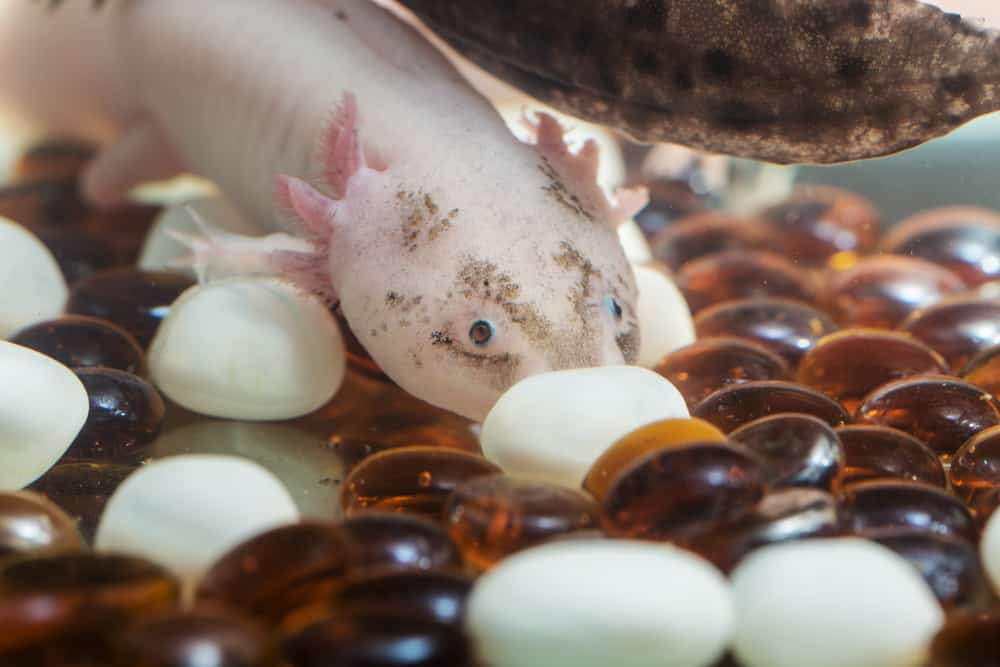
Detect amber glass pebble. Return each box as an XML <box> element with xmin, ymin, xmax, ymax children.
<box><xmin>817</xmin><ymin>255</ymin><xmax>965</xmax><ymax>329</ymax></box>
<box><xmin>899</xmin><ymin>297</ymin><xmax>1000</xmax><ymax>371</ymax></box>
<box><xmin>797</xmin><ymin>329</ymin><xmax>949</xmax><ymax>411</ymax></box>
<box><xmin>32</xmin><ymin>225</ymin><xmax>118</xmax><ymax>285</ymax></box>
<box><xmin>646</xmin><ymin>211</ymin><xmax>773</xmax><ymax>271</ymax></box>
<box><xmin>930</xmin><ymin>609</ymin><xmax>1000</xmax><ymax>667</ymax></box>
<box><xmin>0</xmin><ymin>553</ymin><xmax>179</xmax><ymax>652</ymax></box>
<box><xmin>758</xmin><ymin>185</ymin><xmax>880</xmax><ymax>266</ymax></box>
<box><xmin>0</xmin><ymin>180</ymin><xmax>88</xmax><ymax>227</ymax></box>
<box><xmin>689</xmin><ymin>488</ymin><xmax>838</xmax><ymax>573</ymax></box>
<box><xmin>855</xmin><ymin>375</ymin><xmax>1000</xmax><ymax>456</ymax></box>
<box><xmin>341</xmin><ymin>446</ymin><xmax>501</xmax><ymax>519</ymax></box>
<box><xmin>866</xmin><ymin>529</ymin><xmax>991</xmax><ymax>609</ymax></box>
<box><xmin>962</xmin><ymin>344</ymin><xmax>1000</xmax><ymax>396</ymax></box>
<box><xmin>196</xmin><ymin>521</ymin><xmax>358</xmax><ymax>623</ymax></box>
<box><xmin>583</xmin><ymin>418</ymin><xmax>726</xmax><ymax>501</ymax></box>
<box><xmin>729</xmin><ymin>414</ymin><xmax>843</xmax><ymax>490</ymax></box>
<box><xmin>340</xmin><ymin>513</ymin><xmax>462</xmax><ymax>571</ymax></box>
<box><xmin>950</xmin><ymin>425</ymin><xmax>1000</xmax><ymax>504</ymax></box>
<box><xmin>28</xmin><ymin>462</ymin><xmax>136</xmax><ymax>543</ymax></box>
<box><xmin>693</xmin><ymin>297</ymin><xmax>838</xmax><ymax>367</ymax></box>
<box><xmin>601</xmin><ymin>440</ymin><xmax>766</xmax><ymax>541</ymax></box>
<box><xmin>13</xmin><ymin>140</ymin><xmax>95</xmax><ymax>182</ymax></box>
<box><xmin>880</xmin><ymin>206</ymin><xmax>1000</xmax><ymax>287</ymax></box>
<box><xmin>65</xmin><ymin>368</ymin><xmax>166</xmax><ymax>463</ymax></box>
<box><xmin>653</xmin><ymin>338</ymin><xmax>790</xmax><ymax>408</ymax></box>
<box><xmin>65</xmin><ymin>268</ymin><xmax>196</xmax><ymax>348</ymax></box>
<box><xmin>838</xmin><ymin>480</ymin><xmax>977</xmax><ymax>543</ymax></box>
<box><xmin>115</xmin><ymin>607</ymin><xmax>278</xmax><ymax>667</ymax></box>
<box><xmin>10</xmin><ymin>315</ymin><xmax>145</xmax><ymax>374</ymax></box>
<box><xmin>443</xmin><ymin>475</ymin><xmax>600</xmax><ymax>570</ymax></box>
<box><xmin>836</xmin><ymin>425</ymin><xmax>946</xmax><ymax>488</ymax></box>
<box><xmin>692</xmin><ymin>380</ymin><xmax>851</xmax><ymax>434</ymax></box>
<box><xmin>0</xmin><ymin>490</ymin><xmax>82</xmax><ymax>558</ymax></box>
<box><xmin>82</xmin><ymin>203</ymin><xmax>162</xmax><ymax>267</ymax></box>
<box><xmin>675</xmin><ymin>250</ymin><xmax>814</xmax><ymax>314</ymax></box>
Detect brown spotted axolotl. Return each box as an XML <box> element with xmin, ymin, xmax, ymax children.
<box><xmin>0</xmin><ymin>0</ymin><xmax>647</xmax><ymax>421</ymax></box>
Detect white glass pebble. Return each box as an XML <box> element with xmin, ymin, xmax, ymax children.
<box><xmin>0</xmin><ymin>341</ymin><xmax>88</xmax><ymax>489</ymax></box>
<box><xmin>978</xmin><ymin>505</ymin><xmax>1000</xmax><ymax>595</ymax></box>
<box><xmin>0</xmin><ymin>217</ymin><xmax>68</xmax><ymax>338</ymax></box>
<box><xmin>480</xmin><ymin>366</ymin><xmax>688</xmax><ymax>488</ymax></box>
<box><xmin>618</xmin><ymin>220</ymin><xmax>654</xmax><ymax>265</ymax></box>
<box><xmin>731</xmin><ymin>538</ymin><xmax>944</xmax><ymax>667</ymax></box>
<box><xmin>466</xmin><ymin>539</ymin><xmax>732</xmax><ymax>667</ymax></box>
<box><xmin>633</xmin><ymin>263</ymin><xmax>696</xmax><ymax>368</ymax></box>
<box><xmin>148</xmin><ymin>277</ymin><xmax>346</xmax><ymax>420</ymax></box>
<box><xmin>94</xmin><ymin>454</ymin><xmax>299</xmax><ymax>588</ymax></box>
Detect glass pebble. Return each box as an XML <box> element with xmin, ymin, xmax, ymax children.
<box><xmin>583</xmin><ymin>417</ymin><xmax>726</xmax><ymax>501</ymax></box>
<box><xmin>601</xmin><ymin>440</ymin><xmax>766</xmax><ymax>541</ymax></box>
<box><xmin>880</xmin><ymin>206</ymin><xmax>1000</xmax><ymax>287</ymax></box>
<box><xmin>632</xmin><ymin>175</ymin><xmax>712</xmax><ymax>236</ymax></box>
<box><xmin>341</xmin><ymin>513</ymin><xmax>462</xmax><ymax>572</ymax></box>
<box><xmin>443</xmin><ymin>474</ymin><xmax>600</xmax><ymax>570</ymax></box>
<box><xmin>961</xmin><ymin>343</ymin><xmax>1000</xmax><ymax>396</ymax></box>
<box><xmin>0</xmin><ymin>219</ymin><xmax>69</xmax><ymax>338</ymax></box>
<box><xmin>13</xmin><ymin>141</ymin><xmax>94</xmax><ymax>183</ymax></box>
<box><xmin>654</xmin><ymin>337</ymin><xmax>791</xmax><ymax>408</ymax></box>
<box><xmin>693</xmin><ymin>297</ymin><xmax>838</xmax><ymax>367</ymax></box>
<box><xmin>82</xmin><ymin>204</ymin><xmax>162</xmax><ymax>268</ymax></box>
<box><xmin>838</xmin><ymin>480</ymin><xmax>977</xmax><ymax>543</ymax></box>
<box><xmin>835</xmin><ymin>425</ymin><xmax>947</xmax><ymax>488</ymax></box>
<box><xmin>674</xmin><ymin>250</ymin><xmax>814</xmax><ymax>314</ymax></box>
<box><xmin>929</xmin><ymin>609</ymin><xmax>1000</xmax><ymax>667</ymax></box>
<box><xmin>646</xmin><ymin>211</ymin><xmax>772</xmax><ymax>271</ymax></box>
<box><xmin>0</xmin><ymin>490</ymin><xmax>82</xmax><ymax>558</ymax></box>
<box><xmin>10</xmin><ymin>315</ymin><xmax>146</xmax><ymax>374</ymax></box>
<box><xmin>692</xmin><ymin>380</ymin><xmax>851</xmax><ymax>434</ymax></box>
<box><xmin>28</xmin><ymin>462</ymin><xmax>135</xmax><ymax>544</ymax></box>
<box><xmin>899</xmin><ymin>296</ymin><xmax>1000</xmax><ymax>372</ymax></box>
<box><xmin>0</xmin><ymin>180</ymin><xmax>88</xmax><ymax>227</ymax></box>
<box><xmin>817</xmin><ymin>254</ymin><xmax>965</xmax><ymax>329</ymax></box>
<box><xmin>31</xmin><ymin>225</ymin><xmax>117</xmax><ymax>285</ymax></box>
<box><xmin>949</xmin><ymin>425</ymin><xmax>1000</xmax><ymax>507</ymax></box>
<box><xmin>729</xmin><ymin>414</ymin><xmax>843</xmax><ymax>490</ymax></box>
<box><xmin>65</xmin><ymin>268</ymin><xmax>195</xmax><ymax>348</ymax></box>
<box><xmin>797</xmin><ymin>329</ymin><xmax>949</xmax><ymax>411</ymax></box>
<box><xmin>855</xmin><ymin>375</ymin><xmax>1000</xmax><ymax>456</ymax></box>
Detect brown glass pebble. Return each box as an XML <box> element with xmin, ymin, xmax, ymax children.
<box><xmin>900</xmin><ymin>297</ymin><xmax>1000</xmax><ymax>371</ymax></box>
<box><xmin>692</xmin><ymin>380</ymin><xmax>851</xmax><ymax>434</ymax></box>
<box><xmin>196</xmin><ymin>521</ymin><xmax>358</xmax><ymax>623</ymax></box>
<box><xmin>13</xmin><ymin>140</ymin><xmax>95</xmax><ymax>183</ymax></box>
<box><xmin>835</xmin><ymin>425</ymin><xmax>947</xmax><ymax>488</ymax></box>
<box><xmin>838</xmin><ymin>480</ymin><xmax>977</xmax><ymax>543</ymax></box>
<box><xmin>855</xmin><ymin>375</ymin><xmax>1000</xmax><ymax>457</ymax></box>
<box><xmin>866</xmin><ymin>529</ymin><xmax>992</xmax><ymax>609</ymax></box>
<box><xmin>0</xmin><ymin>180</ymin><xmax>88</xmax><ymax>227</ymax></box>
<box><xmin>115</xmin><ymin>607</ymin><xmax>278</xmax><ymax>667</ymax></box>
<box><xmin>443</xmin><ymin>475</ymin><xmax>600</xmax><ymax>570</ymax></box>
<box><xmin>646</xmin><ymin>211</ymin><xmax>773</xmax><ymax>271</ymax></box>
<box><xmin>583</xmin><ymin>418</ymin><xmax>727</xmax><ymax>501</ymax></box>
<box><xmin>880</xmin><ymin>206</ymin><xmax>1000</xmax><ymax>287</ymax></box>
<box><xmin>0</xmin><ymin>553</ymin><xmax>179</xmax><ymax>652</ymax></box>
<box><xmin>0</xmin><ymin>490</ymin><xmax>82</xmax><ymax>558</ymax></box>
<box><xmin>950</xmin><ymin>425</ymin><xmax>1000</xmax><ymax>506</ymax></box>
<box><xmin>758</xmin><ymin>185</ymin><xmax>880</xmax><ymax>267</ymax></box>
<box><xmin>929</xmin><ymin>609</ymin><xmax>1000</xmax><ymax>667</ymax></box>
<box><xmin>65</xmin><ymin>268</ymin><xmax>195</xmax><ymax>348</ymax></box>
<box><xmin>654</xmin><ymin>338</ymin><xmax>791</xmax><ymax>408</ymax></box>
<box><xmin>65</xmin><ymin>368</ymin><xmax>165</xmax><ymax>463</ymax></box>
<box><xmin>82</xmin><ymin>203</ymin><xmax>162</xmax><ymax>267</ymax></box>
<box><xmin>797</xmin><ymin>330</ymin><xmax>949</xmax><ymax>412</ymax></box>
<box><xmin>340</xmin><ymin>513</ymin><xmax>462</xmax><ymax>571</ymax></box>
<box><xmin>817</xmin><ymin>255</ymin><xmax>966</xmax><ymax>329</ymax></box>
<box><xmin>32</xmin><ymin>225</ymin><xmax>118</xmax><ymax>285</ymax></box>
<box><xmin>689</xmin><ymin>488</ymin><xmax>838</xmax><ymax>573</ymax></box>
<box><xmin>10</xmin><ymin>315</ymin><xmax>146</xmax><ymax>374</ymax></box>
<box><xmin>693</xmin><ymin>297</ymin><xmax>839</xmax><ymax>367</ymax></box>
<box><xmin>962</xmin><ymin>344</ymin><xmax>1000</xmax><ymax>396</ymax></box>
<box><xmin>601</xmin><ymin>440</ymin><xmax>766</xmax><ymax>541</ymax></box>
<box><xmin>341</xmin><ymin>446</ymin><xmax>502</xmax><ymax>519</ymax></box>
<box><xmin>674</xmin><ymin>250</ymin><xmax>814</xmax><ymax>314</ymax></box>
<box><xmin>728</xmin><ymin>414</ymin><xmax>843</xmax><ymax>490</ymax></box>
<box><xmin>631</xmin><ymin>179</ymin><xmax>710</xmax><ymax>236</ymax></box>
<box><xmin>28</xmin><ymin>462</ymin><xmax>136</xmax><ymax>543</ymax></box>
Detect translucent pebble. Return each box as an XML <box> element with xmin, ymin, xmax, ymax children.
<box><xmin>0</xmin><ymin>490</ymin><xmax>82</xmax><ymax>557</ymax></box>
<box><xmin>632</xmin><ymin>264</ymin><xmax>695</xmax><ymax>368</ymax></box>
<box><xmin>731</xmin><ymin>538</ymin><xmax>944</xmax><ymax>667</ymax></box>
<box><xmin>618</xmin><ymin>220</ymin><xmax>653</xmax><ymax>265</ymax></box>
<box><xmin>149</xmin><ymin>277</ymin><xmax>346</xmax><ymax>420</ymax></box>
<box><xmin>0</xmin><ymin>341</ymin><xmax>89</xmax><ymax>490</ymax></box>
<box><xmin>94</xmin><ymin>454</ymin><xmax>299</xmax><ymax>588</ymax></box>
<box><xmin>0</xmin><ymin>217</ymin><xmax>67</xmax><ymax>337</ymax></box>
<box><xmin>976</xmin><ymin>502</ymin><xmax>1000</xmax><ymax>595</ymax></box>
<box><xmin>466</xmin><ymin>539</ymin><xmax>733</xmax><ymax>667</ymax></box>
<box><xmin>480</xmin><ymin>367</ymin><xmax>689</xmax><ymax>488</ymax></box>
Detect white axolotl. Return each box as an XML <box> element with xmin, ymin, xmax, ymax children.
<box><xmin>0</xmin><ymin>0</ymin><xmax>647</xmax><ymax>421</ymax></box>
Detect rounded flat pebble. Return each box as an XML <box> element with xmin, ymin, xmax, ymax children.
<box><xmin>480</xmin><ymin>366</ymin><xmax>689</xmax><ymax>488</ymax></box>
<box><xmin>0</xmin><ymin>341</ymin><xmax>89</xmax><ymax>489</ymax></box>
<box><xmin>0</xmin><ymin>490</ymin><xmax>82</xmax><ymax>557</ymax></box>
<box><xmin>466</xmin><ymin>539</ymin><xmax>733</xmax><ymax>667</ymax></box>
<box><xmin>731</xmin><ymin>538</ymin><xmax>944</xmax><ymax>667</ymax></box>
<box><xmin>0</xmin><ymin>217</ymin><xmax>68</xmax><ymax>337</ymax></box>
<box><xmin>10</xmin><ymin>315</ymin><xmax>146</xmax><ymax>374</ymax></box>
<box><xmin>632</xmin><ymin>264</ymin><xmax>695</xmax><ymax>368</ymax></box>
<box><xmin>149</xmin><ymin>277</ymin><xmax>346</xmax><ymax>420</ymax></box>
<box><xmin>618</xmin><ymin>221</ymin><xmax>653</xmax><ymax>265</ymax></box>
<box><xmin>94</xmin><ymin>454</ymin><xmax>299</xmax><ymax>587</ymax></box>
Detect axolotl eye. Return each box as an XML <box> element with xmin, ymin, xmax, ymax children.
<box><xmin>468</xmin><ymin>319</ymin><xmax>496</xmax><ymax>346</ymax></box>
<box><xmin>605</xmin><ymin>296</ymin><xmax>623</xmax><ymax>321</ymax></box>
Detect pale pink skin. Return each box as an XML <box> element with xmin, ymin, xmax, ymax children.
<box><xmin>0</xmin><ymin>0</ymin><xmax>644</xmax><ymax>421</ymax></box>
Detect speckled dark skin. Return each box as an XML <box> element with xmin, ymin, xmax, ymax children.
<box><xmin>400</xmin><ymin>0</ymin><xmax>1000</xmax><ymax>163</ymax></box>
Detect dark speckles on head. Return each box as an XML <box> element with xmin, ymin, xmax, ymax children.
<box><xmin>616</xmin><ymin>326</ymin><xmax>640</xmax><ymax>364</ymax></box>
<box><xmin>458</xmin><ymin>259</ymin><xmax>520</xmax><ymax>303</ymax></box>
<box><xmin>538</xmin><ymin>158</ymin><xmax>593</xmax><ymax>221</ymax></box>
<box><xmin>396</xmin><ymin>190</ymin><xmax>457</xmax><ymax>251</ymax></box>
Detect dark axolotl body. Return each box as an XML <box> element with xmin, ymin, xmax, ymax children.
<box><xmin>398</xmin><ymin>0</ymin><xmax>1000</xmax><ymax>163</ymax></box>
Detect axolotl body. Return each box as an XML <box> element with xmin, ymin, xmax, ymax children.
<box><xmin>0</xmin><ymin>0</ymin><xmax>646</xmax><ymax>421</ymax></box>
